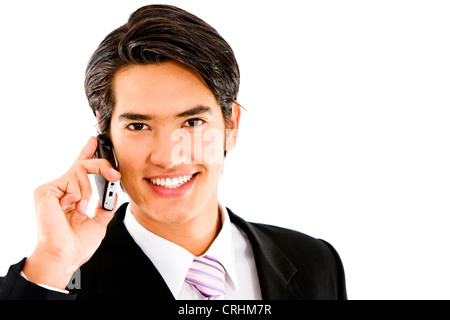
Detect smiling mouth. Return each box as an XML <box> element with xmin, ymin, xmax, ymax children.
<box><xmin>146</xmin><ymin>173</ymin><xmax>197</xmax><ymax>189</ymax></box>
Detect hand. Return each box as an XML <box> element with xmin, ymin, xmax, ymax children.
<box><xmin>22</xmin><ymin>137</ymin><xmax>121</xmax><ymax>290</ymax></box>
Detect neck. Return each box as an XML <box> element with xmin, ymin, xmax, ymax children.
<box><xmin>130</xmin><ymin>199</ymin><xmax>222</xmax><ymax>256</ymax></box>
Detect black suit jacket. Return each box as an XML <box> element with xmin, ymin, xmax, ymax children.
<box><xmin>0</xmin><ymin>203</ymin><xmax>347</xmax><ymax>300</ymax></box>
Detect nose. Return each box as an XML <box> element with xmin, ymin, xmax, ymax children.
<box><xmin>149</xmin><ymin>129</ymin><xmax>191</xmax><ymax>168</ymax></box>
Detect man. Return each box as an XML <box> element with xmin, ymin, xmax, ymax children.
<box><xmin>0</xmin><ymin>4</ymin><xmax>346</xmax><ymax>300</ymax></box>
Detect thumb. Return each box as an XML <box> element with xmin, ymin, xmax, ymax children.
<box><xmin>91</xmin><ymin>195</ymin><xmax>118</xmax><ymax>228</ymax></box>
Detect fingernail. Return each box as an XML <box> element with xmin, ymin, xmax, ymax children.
<box><xmin>80</xmin><ymin>200</ymin><xmax>88</xmax><ymax>214</ymax></box>
<box><xmin>110</xmin><ymin>167</ymin><xmax>120</xmax><ymax>177</ymax></box>
<box><xmin>62</xmin><ymin>204</ymin><xmax>70</xmax><ymax>211</ymax></box>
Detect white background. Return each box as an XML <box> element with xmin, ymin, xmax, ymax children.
<box><xmin>0</xmin><ymin>1</ymin><xmax>449</xmax><ymax>299</ymax></box>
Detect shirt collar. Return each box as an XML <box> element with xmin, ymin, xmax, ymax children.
<box><xmin>123</xmin><ymin>203</ymin><xmax>240</xmax><ymax>298</ymax></box>
<box><xmin>205</xmin><ymin>204</ymin><xmax>240</xmax><ymax>290</ymax></box>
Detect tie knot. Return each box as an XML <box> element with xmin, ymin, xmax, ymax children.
<box><xmin>185</xmin><ymin>255</ymin><xmax>226</xmax><ymax>300</ymax></box>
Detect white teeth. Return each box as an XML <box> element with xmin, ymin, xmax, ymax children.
<box><xmin>149</xmin><ymin>174</ymin><xmax>194</xmax><ymax>188</ymax></box>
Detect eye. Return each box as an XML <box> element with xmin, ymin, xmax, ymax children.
<box><xmin>126</xmin><ymin>123</ymin><xmax>149</xmax><ymax>131</ymax></box>
<box><xmin>184</xmin><ymin>118</ymin><xmax>205</xmax><ymax>127</ymax></box>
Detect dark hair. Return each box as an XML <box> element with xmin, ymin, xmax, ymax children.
<box><xmin>85</xmin><ymin>4</ymin><xmax>240</xmax><ymax>135</ymax></box>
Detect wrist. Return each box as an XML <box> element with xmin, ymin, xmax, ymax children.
<box><xmin>22</xmin><ymin>249</ymin><xmax>80</xmax><ymax>291</ymax></box>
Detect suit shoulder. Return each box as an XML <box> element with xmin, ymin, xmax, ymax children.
<box><xmin>245</xmin><ymin>221</ymin><xmax>344</xmax><ymax>270</ymax></box>
<box><xmin>251</xmin><ymin>222</ymin><xmax>328</xmax><ymax>249</ymax></box>
<box><xmin>228</xmin><ymin>209</ymin><xmax>339</xmax><ymax>260</ymax></box>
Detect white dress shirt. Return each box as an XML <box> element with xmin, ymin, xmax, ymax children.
<box><xmin>123</xmin><ymin>203</ymin><xmax>262</xmax><ymax>300</ymax></box>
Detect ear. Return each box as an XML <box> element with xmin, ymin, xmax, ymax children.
<box><xmin>225</xmin><ymin>101</ymin><xmax>241</xmax><ymax>152</ymax></box>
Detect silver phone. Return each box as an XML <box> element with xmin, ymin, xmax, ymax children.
<box><xmin>94</xmin><ymin>134</ymin><xmax>119</xmax><ymax>211</ymax></box>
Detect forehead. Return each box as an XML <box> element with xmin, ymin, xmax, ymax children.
<box><xmin>112</xmin><ymin>61</ymin><xmax>220</xmax><ymax>118</ymax></box>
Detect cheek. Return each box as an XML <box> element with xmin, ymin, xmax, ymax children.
<box><xmin>201</xmin><ymin>128</ymin><xmax>225</xmax><ymax>165</ymax></box>
<box><xmin>198</xmin><ymin>128</ymin><xmax>225</xmax><ymax>188</ymax></box>
<box><xmin>114</xmin><ymin>141</ymin><xmax>146</xmax><ymax>179</ymax></box>
<box><xmin>171</xmin><ymin>127</ymin><xmax>225</xmax><ymax>165</ymax></box>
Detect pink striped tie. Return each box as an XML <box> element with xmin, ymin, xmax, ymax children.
<box><xmin>185</xmin><ymin>255</ymin><xmax>226</xmax><ymax>300</ymax></box>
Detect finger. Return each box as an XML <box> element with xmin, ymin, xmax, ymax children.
<box><xmin>34</xmin><ymin>191</ymin><xmax>72</xmax><ymax>236</ymax></box>
<box><xmin>79</xmin><ymin>159</ymin><xmax>121</xmax><ymax>182</ymax></box>
<box><xmin>92</xmin><ymin>195</ymin><xmax>118</xmax><ymax>228</ymax></box>
<box><xmin>60</xmin><ymin>159</ymin><xmax>120</xmax><ymax>212</ymax></box>
<box><xmin>74</xmin><ymin>168</ymin><xmax>92</xmax><ymax>214</ymax></box>
<box><xmin>34</xmin><ymin>183</ymin><xmax>67</xmax><ymax>215</ymax></box>
<box><xmin>77</xmin><ymin>136</ymin><xmax>98</xmax><ymax>161</ymax></box>
<box><xmin>57</xmin><ymin>159</ymin><xmax>120</xmax><ymax>211</ymax></box>
<box><xmin>59</xmin><ymin>176</ymin><xmax>82</xmax><ymax>211</ymax></box>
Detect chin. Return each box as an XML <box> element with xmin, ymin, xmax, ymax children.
<box><xmin>130</xmin><ymin>195</ymin><xmax>196</xmax><ymax>226</ymax></box>
<box><xmin>153</xmin><ymin>204</ymin><xmax>194</xmax><ymax>225</ymax></box>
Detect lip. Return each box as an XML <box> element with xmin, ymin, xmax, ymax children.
<box><xmin>145</xmin><ymin>173</ymin><xmax>198</xmax><ymax>199</ymax></box>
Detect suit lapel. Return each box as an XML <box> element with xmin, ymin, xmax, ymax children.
<box><xmin>228</xmin><ymin>209</ymin><xmax>298</xmax><ymax>299</ymax></box>
<box><xmin>92</xmin><ymin>203</ymin><xmax>174</xmax><ymax>299</ymax></box>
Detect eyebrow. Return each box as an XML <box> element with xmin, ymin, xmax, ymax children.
<box><xmin>118</xmin><ymin>106</ymin><xmax>212</xmax><ymax>122</ymax></box>
<box><xmin>175</xmin><ymin>106</ymin><xmax>211</xmax><ymax>118</ymax></box>
<box><xmin>118</xmin><ymin>113</ymin><xmax>152</xmax><ymax>121</ymax></box>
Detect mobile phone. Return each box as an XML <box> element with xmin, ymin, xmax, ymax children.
<box><xmin>94</xmin><ymin>134</ymin><xmax>119</xmax><ymax>211</ymax></box>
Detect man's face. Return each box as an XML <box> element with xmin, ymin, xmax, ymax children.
<box><xmin>108</xmin><ymin>61</ymin><xmax>239</xmax><ymax>228</ymax></box>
